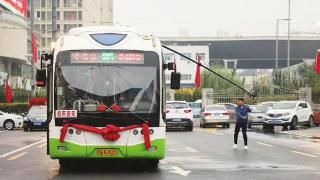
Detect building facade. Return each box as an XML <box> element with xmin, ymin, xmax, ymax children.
<box><xmin>162</xmin><ymin>45</ymin><xmax>209</xmax><ymax>87</ymax></box>
<box><xmin>33</xmin><ymin>0</ymin><xmax>113</xmax><ymax>53</ymax></box>
<box><xmin>0</xmin><ymin>7</ymin><xmax>33</xmax><ymax>90</ymax></box>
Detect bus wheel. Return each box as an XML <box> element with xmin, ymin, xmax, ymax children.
<box><xmin>59</xmin><ymin>159</ymin><xmax>74</xmax><ymax>170</ymax></box>
<box><xmin>147</xmin><ymin>159</ymin><xmax>159</xmax><ymax>169</ymax></box>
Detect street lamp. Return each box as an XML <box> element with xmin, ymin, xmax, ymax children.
<box><xmin>275</xmin><ymin>18</ymin><xmax>290</xmax><ymax>69</ymax></box>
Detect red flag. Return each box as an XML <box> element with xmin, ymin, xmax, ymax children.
<box><xmin>195</xmin><ymin>55</ymin><xmax>201</xmax><ymax>88</ymax></box>
<box><xmin>5</xmin><ymin>80</ymin><xmax>12</xmax><ymax>103</ymax></box>
<box><xmin>32</xmin><ymin>33</ymin><xmax>38</xmax><ymax>63</ymax></box>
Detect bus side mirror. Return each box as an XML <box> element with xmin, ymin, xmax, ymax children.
<box><xmin>167</xmin><ymin>62</ymin><xmax>175</xmax><ymax>70</ymax></box>
<box><xmin>36</xmin><ymin>69</ymin><xmax>46</xmax><ymax>87</ymax></box>
<box><xmin>170</xmin><ymin>72</ymin><xmax>181</xmax><ymax>89</ymax></box>
<box><xmin>41</xmin><ymin>53</ymin><xmax>53</xmax><ymax>61</ymax></box>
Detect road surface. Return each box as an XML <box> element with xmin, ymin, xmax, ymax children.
<box><xmin>0</xmin><ymin>125</ymin><xmax>320</xmax><ymax>180</ymax></box>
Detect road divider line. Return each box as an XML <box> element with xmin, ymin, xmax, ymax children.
<box><xmin>8</xmin><ymin>152</ymin><xmax>28</xmax><ymax>161</ymax></box>
<box><xmin>185</xmin><ymin>146</ymin><xmax>198</xmax><ymax>153</ymax></box>
<box><xmin>0</xmin><ymin>130</ymin><xmax>8</xmax><ymax>133</ymax></box>
<box><xmin>170</xmin><ymin>166</ymin><xmax>191</xmax><ymax>176</ymax></box>
<box><xmin>211</xmin><ymin>131</ymin><xmax>224</xmax><ymax>135</ymax></box>
<box><xmin>291</xmin><ymin>151</ymin><xmax>318</xmax><ymax>158</ymax></box>
<box><xmin>0</xmin><ymin>139</ymin><xmax>45</xmax><ymax>158</ymax></box>
<box><xmin>256</xmin><ymin>142</ymin><xmax>274</xmax><ymax>147</ymax></box>
<box><xmin>37</xmin><ymin>143</ymin><xmax>47</xmax><ymax>148</ymax></box>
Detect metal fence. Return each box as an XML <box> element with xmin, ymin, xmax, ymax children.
<box><xmin>204</xmin><ymin>85</ymin><xmax>302</xmax><ymax>105</ymax></box>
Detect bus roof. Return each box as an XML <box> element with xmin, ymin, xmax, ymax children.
<box><xmin>54</xmin><ymin>26</ymin><xmax>162</xmax><ymax>55</ymax></box>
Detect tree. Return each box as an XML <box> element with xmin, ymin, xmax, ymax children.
<box><xmin>201</xmin><ymin>66</ymin><xmax>244</xmax><ymax>90</ymax></box>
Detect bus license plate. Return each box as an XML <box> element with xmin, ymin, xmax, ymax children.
<box><xmin>96</xmin><ymin>149</ymin><xmax>118</xmax><ymax>156</ymax></box>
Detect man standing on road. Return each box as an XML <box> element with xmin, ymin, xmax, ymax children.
<box><xmin>233</xmin><ymin>98</ymin><xmax>251</xmax><ymax>150</ymax></box>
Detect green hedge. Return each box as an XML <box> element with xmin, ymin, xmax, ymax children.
<box><xmin>0</xmin><ymin>103</ymin><xmax>28</xmax><ymax>114</ymax></box>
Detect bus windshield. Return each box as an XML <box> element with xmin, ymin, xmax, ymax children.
<box><xmin>55</xmin><ymin>50</ymin><xmax>160</xmax><ymax>116</ymax></box>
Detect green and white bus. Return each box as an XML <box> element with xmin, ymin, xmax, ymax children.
<box><xmin>37</xmin><ymin>26</ymin><xmax>179</xmax><ymax>168</ymax></box>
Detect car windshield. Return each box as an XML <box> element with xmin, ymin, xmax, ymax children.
<box><xmin>250</xmin><ymin>105</ymin><xmax>268</xmax><ymax>113</ymax></box>
<box><xmin>205</xmin><ymin>106</ymin><xmax>226</xmax><ymax>111</ymax></box>
<box><xmin>167</xmin><ymin>102</ymin><xmax>189</xmax><ymax>109</ymax></box>
<box><xmin>273</xmin><ymin>102</ymin><xmax>297</xmax><ymax>109</ymax></box>
<box><xmin>55</xmin><ymin>50</ymin><xmax>159</xmax><ymax>114</ymax></box>
<box><xmin>188</xmin><ymin>102</ymin><xmax>201</xmax><ymax>109</ymax></box>
<box><xmin>28</xmin><ymin>106</ymin><xmax>47</xmax><ymax>118</ymax></box>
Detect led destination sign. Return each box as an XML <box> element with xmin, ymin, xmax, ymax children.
<box><xmin>70</xmin><ymin>51</ymin><xmax>144</xmax><ymax>64</ymax></box>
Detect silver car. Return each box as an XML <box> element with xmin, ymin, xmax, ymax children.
<box><xmin>200</xmin><ymin>105</ymin><xmax>230</xmax><ymax>128</ymax></box>
<box><xmin>248</xmin><ymin>105</ymin><xmax>268</xmax><ymax>128</ymax></box>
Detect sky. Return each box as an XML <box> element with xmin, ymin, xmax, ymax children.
<box><xmin>113</xmin><ymin>0</ymin><xmax>320</xmax><ymax>37</ymax></box>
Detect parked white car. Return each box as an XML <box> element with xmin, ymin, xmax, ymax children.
<box><xmin>166</xmin><ymin>101</ymin><xmax>193</xmax><ymax>131</ymax></box>
<box><xmin>0</xmin><ymin>111</ymin><xmax>23</xmax><ymax>130</ymax></box>
<box><xmin>264</xmin><ymin>101</ymin><xmax>313</xmax><ymax>130</ymax></box>
<box><xmin>258</xmin><ymin>101</ymin><xmax>276</xmax><ymax>110</ymax></box>
<box><xmin>200</xmin><ymin>104</ymin><xmax>230</xmax><ymax>128</ymax></box>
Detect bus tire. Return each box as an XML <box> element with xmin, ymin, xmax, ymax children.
<box><xmin>59</xmin><ymin>159</ymin><xmax>74</xmax><ymax>170</ymax></box>
<box><xmin>146</xmin><ymin>159</ymin><xmax>159</xmax><ymax>169</ymax></box>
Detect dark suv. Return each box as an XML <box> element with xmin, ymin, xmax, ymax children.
<box><xmin>23</xmin><ymin>105</ymin><xmax>47</xmax><ymax>131</ymax></box>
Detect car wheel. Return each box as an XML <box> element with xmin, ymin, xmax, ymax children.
<box><xmin>203</xmin><ymin>123</ymin><xmax>206</xmax><ymax>128</ymax></box>
<box><xmin>200</xmin><ymin>121</ymin><xmax>203</xmax><ymax>128</ymax></box>
<box><xmin>23</xmin><ymin>126</ymin><xmax>29</xmax><ymax>131</ymax></box>
<box><xmin>186</xmin><ymin>125</ymin><xmax>193</xmax><ymax>131</ymax></box>
<box><xmin>3</xmin><ymin>120</ymin><xmax>14</xmax><ymax>130</ymax></box>
<box><xmin>263</xmin><ymin>124</ymin><xmax>274</xmax><ymax>131</ymax></box>
<box><xmin>307</xmin><ymin>116</ymin><xmax>314</xmax><ymax>128</ymax></box>
<box><xmin>226</xmin><ymin>123</ymin><xmax>230</xmax><ymax>128</ymax></box>
<box><xmin>282</xmin><ymin>125</ymin><xmax>288</xmax><ymax>131</ymax></box>
<box><xmin>315</xmin><ymin>123</ymin><xmax>320</xmax><ymax>127</ymax></box>
<box><xmin>290</xmin><ymin>116</ymin><xmax>298</xmax><ymax>130</ymax></box>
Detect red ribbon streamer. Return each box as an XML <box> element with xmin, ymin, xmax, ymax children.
<box><xmin>59</xmin><ymin>122</ymin><xmax>151</xmax><ymax>150</ymax></box>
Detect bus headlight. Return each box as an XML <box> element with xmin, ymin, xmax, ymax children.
<box><xmin>57</xmin><ymin>146</ymin><xmax>67</xmax><ymax>151</ymax></box>
<box><xmin>148</xmin><ymin>146</ymin><xmax>157</xmax><ymax>152</ymax></box>
<box><xmin>133</xmin><ymin>129</ymin><xmax>139</xmax><ymax>135</ymax></box>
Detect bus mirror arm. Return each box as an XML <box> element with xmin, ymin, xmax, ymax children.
<box><xmin>40</xmin><ymin>53</ymin><xmax>53</xmax><ymax>69</ymax></box>
<box><xmin>161</xmin><ymin>45</ymin><xmax>256</xmax><ymax>98</ymax></box>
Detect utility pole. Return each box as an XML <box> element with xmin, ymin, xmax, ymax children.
<box><xmin>287</xmin><ymin>0</ymin><xmax>291</xmax><ymax>68</ymax></box>
<box><xmin>275</xmin><ymin>18</ymin><xmax>290</xmax><ymax>69</ymax></box>
<box><xmin>287</xmin><ymin>0</ymin><xmax>291</xmax><ymax>83</ymax></box>
<box><xmin>52</xmin><ymin>0</ymin><xmax>57</xmax><ymax>42</ymax></box>
<box><xmin>30</xmin><ymin>0</ymin><xmax>35</xmax><ymax>96</ymax></box>
<box><xmin>275</xmin><ymin>19</ymin><xmax>279</xmax><ymax>70</ymax></box>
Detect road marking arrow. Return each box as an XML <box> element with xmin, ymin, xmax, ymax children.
<box><xmin>170</xmin><ymin>166</ymin><xmax>191</xmax><ymax>176</ymax></box>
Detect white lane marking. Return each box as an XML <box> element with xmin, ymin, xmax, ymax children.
<box><xmin>0</xmin><ymin>130</ymin><xmax>8</xmax><ymax>133</ymax></box>
<box><xmin>8</xmin><ymin>152</ymin><xmax>29</xmax><ymax>161</ymax></box>
<box><xmin>168</xmin><ymin>148</ymin><xmax>177</xmax><ymax>152</ymax></box>
<box><xmin>170</xmin><ymin>166</ymin><xmax>191</xmax><ymax>176</ymax></box>
<box><xmin>185</xmin><ymin>147</ymin><xmax>198</xmax><ymax>153</ymax></box>
<box><xmin>160</xmin><ymin>160</ymin><xmax>168</xmax><ymax>164</ymax></box>
<box><xmin>291</xmin><ymin>151</ymin><xmax>318</xmax><ymax>158</ymax></box>
<box><xmin>37</xmin><ymin>143</ymin><xmax>47</xmax><ymax>148</ymax></box>
<box><xmin>256</xmin><ymin>142</ymin><xmax>274</xmax><ymax>147</ymax></box>
<box><xmin>0</xmin><ymin>139</ymin><xmax>45</xmax><ymax>158</ymax></box>
<box><xmin>211</xmin><ymin>131</ymin><xmax>224</xmax><ymax>135</ymax></box>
